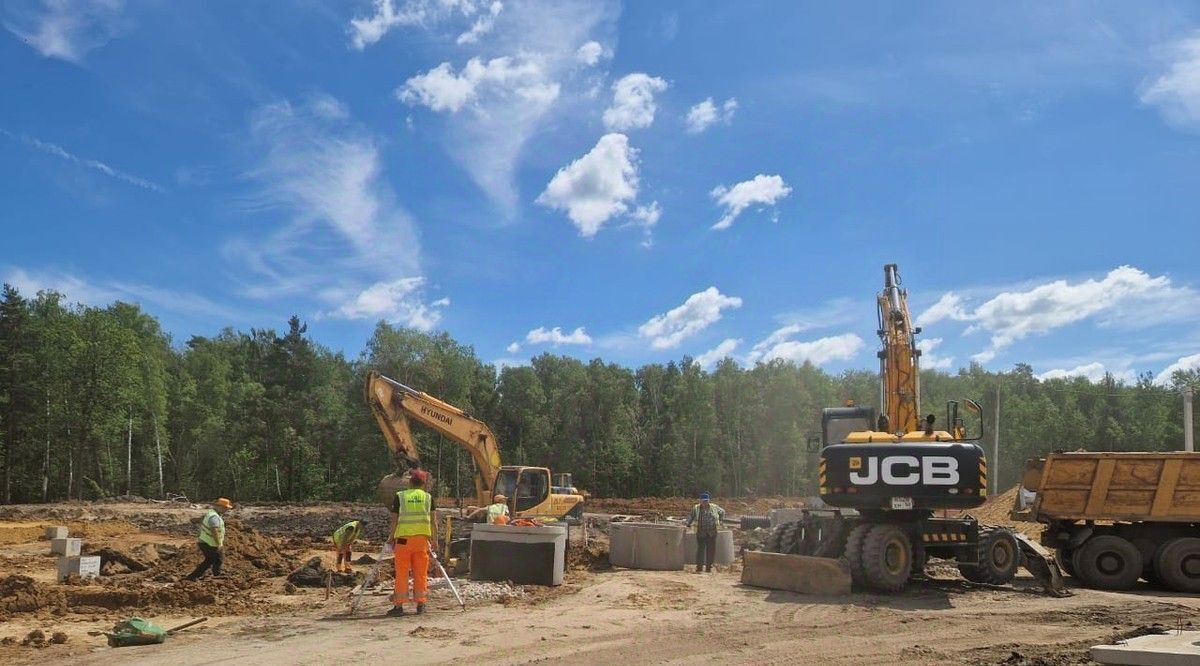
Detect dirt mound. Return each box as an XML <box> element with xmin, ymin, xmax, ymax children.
<box><xmin>157</xmin><ymin>518</ymin><xmax>299</xmax><ymax>580</ymax></box>
<box><xmin>0</xmin><ymin>576</ymin><xmax>65</xmax><ymax>615</ymax></box>
<box><xmin>965</xmin><ymin>486</ymin><xmax>1043</xmax><ymax>540</ymax></box>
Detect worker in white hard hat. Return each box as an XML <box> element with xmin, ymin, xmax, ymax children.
<box><xmin>486</xmin><ymin>494</ymin><xmax>511</xmax><ymax>525</ymax></box>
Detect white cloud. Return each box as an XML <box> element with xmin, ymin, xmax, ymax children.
<box><xmin>1037</xmin><ymin>362</ymin><xmax>1134</xmax><ymax>384</ymax></box>
<box><xmin>3</xmin><ymin>0</ymin><xmax>126</xmax><ymax>63</ymax></box>
<box><xmin>4</xmin><ymin>266</ymin><xmax>238</xmax><ymax>320</ymax></box>
<box><xmin>775</xmin><ymin>297</ymin><xmax>861</xmax><ymax>332</ymax></box>
<box><xmin>603</xmin><ymin>73</ymin><xmax>668</xmax><ymax>131</ymax></box>
<box><xmin>399</xmin><ymin>56</ymin><xmax>556</xmax><ymax>113</ymax></box>
<box><xmin>526</xmin><ymin>326</ymin><xmax>592</xmax><ymax>346</ymax></box>
<box><xmin>505</xmin><ymin>341</ymin><xmax>521</xmax><ymax>354</ymax></box>
<box><xmin>925</xmin><ymin>266</ymin><xmax>1193</xmax><ymax>364</ymax></box>
<box><xmin>639</xmin><ymin>287</ymin><xmax>742</xmax><ymax>350</ymax></box>
<box><xmin>330</xmin><ymin>277</ymin><xmax>446</xmax><ymax>330</ymax></box>
<box><xmin>537</xmin><ymin>133</ymin><xmax>642</xmax><ymax>237</ymax></box>
<box><xmin>1</xmin><ymin>129</ymin><xmax>163</xmax><ymax>192</ymax></box>
<box><xmin>710</xmin><ymin>174</ymin><xmax>792</xmax><ymax>230</ymax></box>
<box><xmin>456</xmin><ymin>0</ymin><xmax>502</xmax><ymax>44</ymax></box>
<box><xmin>685</xmin><ymin>97</ymin><xmax>738</xmax><ymax>134</ymax></box>
<box><xmin>229</xmin><ymin>96</ymin><xmax>426</xmax><ymax>309</ymax></box>
<box><xmin>377</xmin><ymin>1</ymin><xmax>614</xmax><ymax>213</ymax></box>
<box><xmin>916</xmin><ymin>337</ymin><xmax>954</xmax><ymax>371</ymax></box>
<box><xmin>576</xmin><ymin>40</ymin><xmax>605</xmax><ymax>66</ymax></box>
<box><xmin>695</xmin><ymin>338</ymin><xmax>740</xmax><ymax>368</ymax></box>
<box><xmin>630</xmin><ymin>201</ymin><xmax>661</xmax><ymax>248</ymax></box>
<box><xmin>747</xmin><ymin>329</ymin><xmax>865</xmax><ymax>366</ymax></box>
<box><xmin>1140</xmin><ymin>31</ymin><xmax>1200</xmax><ymax>130</ymax></box>
<box><xmin>1155</xmin><ymin>353</ymin><xmax>1200</xmax><ymax>385</ymax></box>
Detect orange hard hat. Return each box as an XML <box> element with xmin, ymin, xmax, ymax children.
<box><xmin>214</xmin><ymin>498</ymin><xmax>234</xmax><ymax>509</ymax></box>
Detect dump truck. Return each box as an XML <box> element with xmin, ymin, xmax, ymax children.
<box><xmin>746</xmin><ymin>264</ymin><xmax>1064</xmax><ymax>595</ymax></box>
<box><xmin>1017</xmin><ymin>451</ymin><xmax>1200</xmax><ymax>592</ymax></box>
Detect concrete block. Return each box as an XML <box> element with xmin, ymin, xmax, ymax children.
<box><xmin>44</xmin><ymin>526</ymin><xmax>68</xmax><ymax>540</ymax></box>
<box><xmin>57</xmin><ymin>555</ymin><xmax>101</xmax><ymax>581</ymax></box>
<box><xmin>768</xmin><ymin>508</ymin><xmax>807</xmax><ymax>528</ymax></box>
<box><xmin>50</xmin><ymin>537</ymin><xmax>81</xmax><ymax>556</ymax></box>
<box><xmin>1091</xmin><ymin>631</ymin><xmax>1200</xmax><ymax>666</ymax></box>
<box><xmin>682</xmin><ymin>530</ymin><xmax>736</xmax><ymax>565</ymax></box>
<box><xmin>741</xmin><ymin>551</ymin><xmax>851</xmax><ymax>595</ymax></box>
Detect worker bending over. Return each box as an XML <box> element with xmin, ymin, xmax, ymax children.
<box><xmin>684</xmin><ymin>492</ymin><xmax>725</xmax><ymax>573</ymax></box>
<box><xmin>332</xmin><ymin>518</ymin><xmax>366</xmax><ymax>573</ymax></box>
<box><xmin>388</xmin><ymin>469</ymin><xmax>437</xmax><ymax>617</ymax></box>
<box><xmin>186</xmin><ymin>498</ymin><xmax>233</xmax><ymax>581</ymax></box>
<box><xmin>486</xmin><ymin>494</ymin><xmax>510</xmax><ymax>525</ymax></box>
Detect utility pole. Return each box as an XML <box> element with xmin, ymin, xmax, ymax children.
<box><xmin>1185</xmin><ymin>386</ymin><xmax>1195</xmax><ymax>453</ymax></box>
<box><xmin>993</xmin><ymin>384</ymin><xmax>1001</xmax><ymax>495</ymax></box>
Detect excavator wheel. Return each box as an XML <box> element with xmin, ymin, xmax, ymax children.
<box><xmin>764</xmin><ymin>523</ymin><xmax>789</xmax><ymax>553</ymax></box>
<box><xmin>842</xmin><ymin>523</ymin><xmax>871</xmax><ymax>586</ymax></box>
<box><xmin>860</xmin><ymin>524</ymin><xmax>911</xmax><ymax>593</ymax></box>
<box><xmin>958</xmin><ymin>527</ymin><xmax>1019</xmax><ymax>585</ymax></box>
<box><xmin>779</xmin><ymin>521</ymin><xmax>804</xmax><ymax>555</ymax></box>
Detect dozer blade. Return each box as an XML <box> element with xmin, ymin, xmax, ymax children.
<box><xmin>741</xmin><ymin>551</ymin><xmax>851</xmax><ymax>596</ymax></box>
<box><xmin>1012</xmin><ymin>532</ymin><xmax>1071</xmax><ymax>597</ymax></box>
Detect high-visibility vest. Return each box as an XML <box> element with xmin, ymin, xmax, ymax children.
<box><xmin>333</xmin><ymin>520</ymin><xmax>361</xmax><ymax>546</ymax></box>
<box><xmin>394</xmin><ymin>489</ymin><xmax>432</xmax><ymax>538</ymax></box>
<box><xmin>486</xmin><ymin>502</ymin><xmax>510</xmax><ymax>524</ymax></box>
<box><xmin>198</xmin><ymin>509</ymin><xmax>225</xmax><ymax>547</ymax></box>
<box><xmin>690</xmin><ymin>503</ymin><xmax>722</xmax><ymax>535</ymax></box>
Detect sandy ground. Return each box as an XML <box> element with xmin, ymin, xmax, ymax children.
<box><xmin>3</xmin><ymin>499</ymin><xmax>1199</xmax><ymax>665</ymax></box>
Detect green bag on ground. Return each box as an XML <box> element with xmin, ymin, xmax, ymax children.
<box><xmin>107</xmin><ymin>617</ymin><xmax>167</xmax><ymax>647</ymax></box>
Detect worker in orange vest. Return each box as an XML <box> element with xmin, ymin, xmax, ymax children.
<box><xmin>387</xmin><ymin>469</ymin><xmax>437</xmax><ymax>616</ymax></box>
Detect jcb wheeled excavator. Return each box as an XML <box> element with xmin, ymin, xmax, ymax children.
<box><xmin>754</xmin><ymin>264</ymin><xmax>1065</xmax><ymax>594</ymax></box>
<box><xmin>365</xmin><ymin>371</ymin><xmax>585</xmax><ymax>522</ymax></box>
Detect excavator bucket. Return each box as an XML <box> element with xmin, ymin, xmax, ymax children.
<box><xmin>1012</xmin><ymin>533</ymin><xmax>1070</xmax><ymax>597</ymax></box>
<box><xmin>741</xmin><ymin>551</ymin><xmax>852</xmax><ymax>595</ymax></box>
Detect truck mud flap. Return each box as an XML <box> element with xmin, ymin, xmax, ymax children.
<box><xmin>1012</xmin><ymin>532</ymin><xmax>1070</xmax><ymax>597</ymax></box>
<box><xmin>741</xmin><ymin>551</ymin><xmax>852</xmax><ymax>595</ymax></box>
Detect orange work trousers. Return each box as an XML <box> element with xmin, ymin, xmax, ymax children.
<box><xmin>393</xmin><ymin>535</ymin><xmax>430</xmax><ymax>605</ymax></box>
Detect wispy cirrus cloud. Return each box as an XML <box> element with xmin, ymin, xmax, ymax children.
<box><xmin>3</xmin><ymin>0</ymin><xmax>127</xmax><ymax>63</ymax></box>
<box><xmin>4</xmin><ymin>266</ymin><xmax>240</xmax><ymax>320</ymax></box>
<box><xmin>1</xmin><ymin>129</ymin><xmax>164</xmax><ymax>192</ymax></box>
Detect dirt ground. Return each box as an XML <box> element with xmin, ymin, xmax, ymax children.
<box><xmin>2</xmin><ymin>499</ymin><xmax>1198</xmax><ymax>665</ymax></box>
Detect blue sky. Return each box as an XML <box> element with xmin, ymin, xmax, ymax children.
<box><xmin>3</xmin><ymin>1</ymin><xmax>1200</xmax><ymax>383</ymax></box>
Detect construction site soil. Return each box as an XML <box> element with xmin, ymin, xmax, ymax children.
<box><xmin>2</xmin><ymin>497</ymin><xmax>1197</xmax><ymax>665</ymax></box>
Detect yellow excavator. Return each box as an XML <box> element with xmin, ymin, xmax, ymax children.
<box><xmin>365</xmin><ymin>371</ymin><xmax>585</xmax><ymax>522</ymax></box>
<box><xmin>749</xmin><ymin>264</ymin><xmax>1065</xmax><ymax>594</ymax></box>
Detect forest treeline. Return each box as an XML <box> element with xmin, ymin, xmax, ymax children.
<box><xmin>0</xmin><ymin>284</ymin><xmax>1196</xmax><ymax>505</ymax></box>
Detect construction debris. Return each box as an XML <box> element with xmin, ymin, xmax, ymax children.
<box><xmin>287</xmin><ymin>557</ymin><xmax>358</xmax><ymax>588</ymax></box>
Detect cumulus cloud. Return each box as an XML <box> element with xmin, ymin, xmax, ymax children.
<box><xmin>3</xmin><ymin>0</ymin><xmax>126</xmax><ymax>63</ymax></box>
<box><xmin>399</xmin><ymin>56</ymin><xmax>557</xmax><ymax>113</ymax></box>
<box><xmin>526</xmin><ymin>326</ymin><xmax>592</xmax><ymax>346</ymax></box>
<box><xmin>603</xmin><ymin>73</ymin><xmax>668</xmax><ymax>131</ymax></box>
<box><xmin>330</xmin><ymin>277</ymin><xmax>446</xmax><ymax>330</ymax></box>
<box><xmin>685</xmin><ymin>97</ymin><xmax>738</xmax><ymax>134</ymax></box>
<box><xmin>918</xmin><ymin>266</ymin><xmax>1194</xmax><ymax>364</ymax></box>
<box><xmin>1155</xmin><ymin>353</ymin><xmax>1200</xmax><ymax>385</ymax></box>
<box><xmin>456</xmin><ymin>0</ymin><xmax>502</xmax><ymax>44</ymax></box>
<box><xmin>694</xmin><ymin>338</ymin><xmax>740</xmax><ymax>368</ymax></box>
<box><xmin>505</xmin><ymin>341</ymin><xmax>521</xmax><ymax>354</ymax></box>
<box><xmin>537</xmin><ymin>133</ymin><xmax>644</xmax><ymax>237</ymax></box>
<box><xmin>575</xmin><ymin>40</ymin><xmax>605</xmax><ymax>66</ymax></box>
<box><xmin>916</xmin><ymin>337</ymin><xmax>954</xmax><ymax>371</ymax></box>
<box><xmin>1140</xmin><ymin>31</ymin><xmax>1200</xmax><ymax>130</ymax></box>
<box><xmin>630</xmin><ymin>201</ymin><xmax>661</xmax><ymax>247</ymax></box>
<box><xmin>349</xmin><ymin>0</ymin><xmax>500</xmax><ymax>49</ymax></box>
<box><xmin>746</xmin><ymin>328</ymin><xmax>865</xmax><ymax>366</ymax></box>
<box><xmin>1036</xmin><ymin>362</ymin><xmax>1134</xmax><ymax>384</ymax></box>
<box><xmin>638</xmin><ymin>287</ymin><xmax>742</xmax><ymax>350</ymax></box>
<box><xmin>227</xmin><ymin>95</ymin><xmax>436</xmax><ymax>321</ymax></box>
<box><xmin>710</xmin><ymin>174</ymin><xmax>791</xmax><ymax>230</ymax></box>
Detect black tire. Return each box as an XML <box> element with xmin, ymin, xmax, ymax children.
<box><xmin>1076</xmin><ymin>535</ymin><xmax>1142</xmax><ymax>590</ymax></box>
<box><xmin>764</xmin><ymin>523</ymin><xmax>788</xmax><ymax>553</ymax></box>
<box><xmin>1055</xmin><ymin>548</ymin><xmax>1076</xmax><ymax>578</ymax></box>
<box><xmin>1131</xmin><ymin>537</ymin><xmax>1160</xmax><ymax>585</ymax></box>
<box><xmin>780</xmin><ymin>521</ymin><xmax>803</xmax><ymax>555</ymax></box>
<box><xmin>842</xmin><ymin>523</ymin><xmax>871</xmax><ymax>586</ymax></box>
<box><xmin>861</xmin><ymin>524</ymin><xmax>911</xmax><ymax>593</ymax></box>
<box><xmin>958</xmin><ymin>527</ymin><xmax>1019</xmax><ymax>585</ymax></box>
<box><xmin>1155</xmin><ymin>537</ymin><xmax>1200</xmax><ymax>593</ymax></box>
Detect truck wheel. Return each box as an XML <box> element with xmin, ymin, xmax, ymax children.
<box><xmin>842</xmin><ymin>523</ymin><xmax>871</xmax><ymax>586</ymax></box>
<box><xmin>1055</xmin><ymin>548</ymin><xmax>1076</xmax><ymax>579</ymax></box>
<box><xmin>861</xmin><ymin>524</ymin><xmax>911</xmax><ymax>592</ymax></box>
<box><xmin>1076</xmin><ymin>535</ymin><xmax>1142</xmax><ymax>590</ymax></box>
<box><xmin>958</xmin><ymin>527</ymin><xmax>1019</xmax><ymax>585</ymax></box>
<box><xmin>1154</xmin><ymin>537</ymin><xmax>1200</xmax><ymax>593</ymax></box>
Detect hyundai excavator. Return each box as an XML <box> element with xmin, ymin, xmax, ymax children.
<box><xmin>750</xmin><ymin>264</ymin><xmax>1065</xmax><ymax>594</ymax></box>
<box><xmin>365</xmin><ymin>371</ymin><xmax>585</xmax><ymax>522</ymax></box>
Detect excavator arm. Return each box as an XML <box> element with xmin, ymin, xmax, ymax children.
<box><xmin>877</xmin><ymin>263</ymin><xmax>921</xmax><ymax>435</ymax></box>
<box><xmin>365</xmin><ymin>371</ymin><xmax>503</xmax><ymax>507</ymax></box>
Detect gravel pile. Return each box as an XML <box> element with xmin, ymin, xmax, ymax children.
<box><xmin>426</xmin><ymin>578</ymin><xmax>526</xmax><ymax>603</ymax></box>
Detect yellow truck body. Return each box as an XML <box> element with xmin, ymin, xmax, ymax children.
<box><xmin>1027</xmin><ymin>452</ymin><xmax>1200</xmax><ymax>523</ymax></box>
